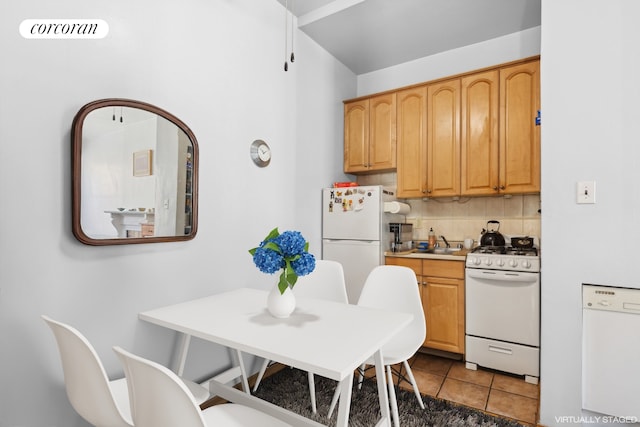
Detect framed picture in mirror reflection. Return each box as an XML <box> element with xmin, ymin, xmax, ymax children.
<box><xmin>133</xmin><ymin>149</ymin><xmax>152</xmax><ymax>177</ymax></box>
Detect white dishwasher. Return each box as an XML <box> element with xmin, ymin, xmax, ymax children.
<box><xmin>582</xmin><ymin>284</ymin><xmax>640</xmax><ymax>419</ymax></box>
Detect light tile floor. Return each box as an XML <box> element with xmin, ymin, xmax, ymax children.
<box><xmin>400</xmin><ymin>352</ymin><xmax>539</xmax><ymax>426</ymax></box>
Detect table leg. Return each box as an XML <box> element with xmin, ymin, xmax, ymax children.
<box><xmin>335</xmin><ymin>371</ymin><xmax>353</xmax><ymax>427</ymax></box>
<box><xmin>170</xmin><ymin>333</ymin><xmax>191</xmax><ymax>376</ymax></box>
<box><xmin>308</xmin><ymin>372</ymin><xmax>317</xmax><ymax>414</ymax></box>
<box><xmin>374</xmin><ymin>350</ymin><xmax>392</xmax><ymax>427</ymax></box>
<box><xmin>234</xmin><ymin>349</ymin><xmax>251</xmax><ymax>394</ymax></box>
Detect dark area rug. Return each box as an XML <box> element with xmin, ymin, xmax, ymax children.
<box><xmin>253</xmin><ymin>367</ymin><xmax>526</xmax><ymax>427</ymax></box>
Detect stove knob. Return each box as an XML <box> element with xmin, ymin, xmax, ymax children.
<box><xmin>522</xmin><ymin>260</ymin><xmax>531</xmax><ymax>269</ymax></box>
<box><xmin>509</xmin><ymin>259</ymin><xmax>518</xmax><ymax>268</ymax></box>
<box><xmin>496</xmin><ymin>258</ymin><xmax>505</xmax><ymax>267</ymax></box>
<box><xmin>484</xmin><ymin>258</ymin><xmax>492</xmax><ymax>266</ymax></box>
<box><xmin>469</xmin><ymin>257</ymin><xmax>481</xmax><ymax>266</ymax></box>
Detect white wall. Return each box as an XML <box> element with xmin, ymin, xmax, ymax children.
<box><xmin>357</xmin><ymin>26</ymin><xmax>541</xmax><ymax>96</ymax></box>
<box><xmin>540</xmin><ymin>1</ymin><xmax>640</xmax><ymax>425</ymax></box>
<box><xmin>293</xmin><ymin>28</ymin><xmax>357</xmax><ymax>253</ymax></box>
<box><xmin>0</xmin><ymin>1</ymin><xmax>354</xmax><ymax>425</ymax></box>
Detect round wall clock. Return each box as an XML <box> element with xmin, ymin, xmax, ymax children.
<box><xmin>250</xmin><ymin>139</ymin><xmax>271</xmax><ymax>167</ymax></box>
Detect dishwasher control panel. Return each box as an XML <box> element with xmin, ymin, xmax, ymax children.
<box><xmin>583</xmin><ymin>284</ymin><xmax>640</xmax><ymax>313</ymax></box>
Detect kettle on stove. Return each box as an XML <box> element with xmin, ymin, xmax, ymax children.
<box><xmin>480</xmin><ymin>220</ymin><xmax>506</xmax><ymax>246</ymax></box>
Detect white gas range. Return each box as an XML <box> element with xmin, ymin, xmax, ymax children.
<box><xmin>465</xmin><ymin>245</ymin><xmax>540</xmax><ymax>272</ymax></box>
<box><xmin>464</xmin><ymin>241</ymin><xmax>541</xmax><ymax>384</ymax></box>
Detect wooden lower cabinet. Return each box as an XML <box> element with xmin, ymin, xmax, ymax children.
<box><xmin>385</xmin><ymin>257</ymin><xmax>465</xmax><ymax>354</ymax></box>
<box><xmin>422</xmin><ymin>259</ymin><xmax>465</xmax><ymax>353</ymax></box>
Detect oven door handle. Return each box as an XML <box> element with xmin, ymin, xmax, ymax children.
<box><xmin>466</xmin><ymin>269</ymin><xmax>538</xmax><ymax>283</ymax></box>
<box><xmin>489</xmin><ymin>345</ymin><xmax>513</xmax><ymax>355</ymax></box>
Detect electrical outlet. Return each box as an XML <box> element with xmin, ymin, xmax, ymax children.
<box><xmin>577</xmin><ymin>181</ymin><xmax>596</xmax><ymax>204</ymax></box>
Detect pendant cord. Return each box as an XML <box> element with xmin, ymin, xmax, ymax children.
<box><xmin>283</xmin><ymin>0</ymin><xmax>289</xmax><ymax>71</ymax></box>
<box><xmin>290</xmin><ymin>0</ymin><xmax>295</xmax><ymax>63</ymax></box>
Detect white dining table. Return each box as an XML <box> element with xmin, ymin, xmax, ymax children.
<box><xmin>138</xmin><ymin>287</ymin><xmax>413</xmax><ymax>427</ymax></box>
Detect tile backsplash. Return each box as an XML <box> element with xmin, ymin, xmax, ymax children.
<box><xmin>357</xmin><ymin>172</ymin><xmax>541</xmax><ymax>246</ymax></box>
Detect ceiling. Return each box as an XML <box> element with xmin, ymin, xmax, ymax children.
<box><xmin>275</xmin><ymin>0</ymin><xmax>541</xmax><ymax>75</ymax></box>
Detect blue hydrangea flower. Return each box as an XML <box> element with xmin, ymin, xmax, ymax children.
<box><xmin>292</xmin><ymin>252</ymin><xmax>316</xmax><ymax>277</ymax></box>
<box><xmin>274</xmin><ymin>231</ymin><xmax>306</xmax><ymax>257</ymax></box>
<box><xmin>249</xmin><ymin>227</ymin><xmax>316</xmax><ymax>293</ymax></box>
<box><xmin>252</xmin><ymin>246</ymin><xmax>284</xmax><ymax>274</ymax></box>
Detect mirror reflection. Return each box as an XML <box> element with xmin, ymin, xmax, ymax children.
<box><xmin>72</xmin><ymin>99</ymin><xmax>198</xmax><ymax>245</ymax></box>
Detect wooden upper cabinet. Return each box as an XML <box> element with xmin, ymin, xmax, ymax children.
<box><xmin>369</xmin><ymin>93</ymin><xmax>397</xmax><ymax>170</ymax></box>
<box><xmin>499</xmin><ymin>60</ymin><xmax>540</xmax><ymax>194</ymax></box>
<box><xmin>344</xmin><ymin>93</ymin><xmax>396</xmax><ymax>174</ymax></box>
<box><xmin>344</xmin><ymin>99</ymin><xmax>369</xmax><ymax>173</ymax></box>
<box><xmin>346</xmin><ymin>57</ymin><xmax>540</xmax><ymax>195</ymax></box>
<box><xmin>461</xmin><ymin>70</ymin><xmax>500</xmax><ymax>196</ymax></box>
<box><xmin>427</xmin><ymin>79</ymin><xmax>460</xmax><ymax>197</ymax></box>
<box><xmin>397</xmin><ymin>79</ymin><xmax>461</xmax><ymax>198</ymax></box>
<box><xmin>397</xmin><ymin>86</ymin><xmax>427</xmax><ymax>198</ymax></box>
<box><xmin>461</xmin><ymin>60</ymin><xmax>540</xmax><ymax>196</ymax></box>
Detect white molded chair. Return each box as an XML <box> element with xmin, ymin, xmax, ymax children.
<box><xmin>113</xmin><ymin>346</ymin><xmax>292</xmax><ymax>427</ymax></box>
<box><xmin>42</xmin><ymin>315</ymin><xmax>209</xmax><ymax>427</ymax></box>
<box><xmin>252</xmin><ymin>260</ymin><xmax>348</xmax><ymax>413</ymax></box>
<box><xmin>326</xmin><ymin>265</ymin><xmax>426</xmax><ymax>427</ymax></box>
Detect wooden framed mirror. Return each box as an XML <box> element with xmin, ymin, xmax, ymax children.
<box><xmin>72</xmin><ymin>99</ymin><xmax>198</xmax><ymax>245</ymax></box>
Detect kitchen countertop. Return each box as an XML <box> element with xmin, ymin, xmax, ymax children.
<box><xmin>384</xmin><ymin>249</ymin><xmax>469</xmax><ymax>261</ymax></box>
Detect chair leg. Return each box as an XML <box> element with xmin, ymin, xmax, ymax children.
<box><xmin>386</xmin><ymin>365</ymin><xmax>400</xmax><ymax>427</ymax></box>
<box><xmin>327</xmin><ymin>383</ymin><xmax>340</xmax><ymax>418</ymax></box>
<box><xmin>252</xmin><ymin>358</ymin><xmax>270</xmax><ymax>392</ymax></box>
<box><xmin>329</xmin><ymin>361</ymin><xmax>422</xmax><ymax>423</ymax></box>
<box><xmin>357</xmin><ymin>363</ymin><xmax>366</xmax><ymax>390</ymax></box>
<box><xmin>403</xmin><ymin>360</ymin><xmax>425</xmax><ymax>409</ymax></box>
<box><xmin>307</xmin><ymin>371</ymin><xmax>317</xmax><ymax>414</ymax></box>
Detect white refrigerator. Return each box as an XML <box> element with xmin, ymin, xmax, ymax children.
<box><xmin>322</xmin><ymin>185</ymin><xmax>403</xmax><ymax>303</ymax></box>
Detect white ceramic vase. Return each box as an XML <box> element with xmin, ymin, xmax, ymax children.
<box><xmin>267</xmin><ymin>283</ymin><xmax>296</xmax><ymax>318</ymax></box>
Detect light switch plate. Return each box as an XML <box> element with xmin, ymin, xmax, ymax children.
<box><xmin>577</xmin><ymin>181</ymin><xmax>596</xmax><ymax>204</ymax></box>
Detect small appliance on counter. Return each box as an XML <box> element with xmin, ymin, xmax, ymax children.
<box><xmin>389</xmin><ymin>223</ymin><xmax>413</xmax><ymax>253</ymax></box>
